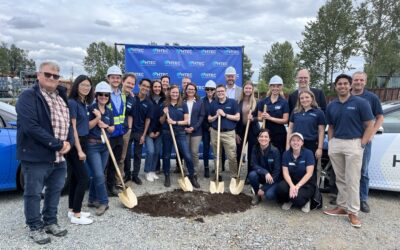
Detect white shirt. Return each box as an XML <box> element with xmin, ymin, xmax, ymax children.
<box><xmin>226</xmin><ymin>85</ymin><xmax>236</xmax><ymax>99</ymax></box>
<box><xmin>186</xmin><ymin>99</ymin><xmax>195</xmax><ymax>125</ymax></box>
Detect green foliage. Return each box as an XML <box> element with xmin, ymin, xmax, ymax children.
<box><xmin>243</xmin><ymin>53</ymin><xmax>254</xmax><ymax>82</ymax></box>
<box><xmin>0</xmin><ymin>42</ymin><xmax>35</xmax><ymax>76</ymax></box>
<box><xmin>259</xmin><ymin>41</ymin><xmax>297</xmax><ymax>92</ymax></box>
<box><xmin>298</xmin><ymin>0</ymin><xmax>359</xmax><ymax>88</ymax></box>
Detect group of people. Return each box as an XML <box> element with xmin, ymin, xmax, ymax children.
<box><xmin>16</xmin><ymin>61</ymin><xmax>382</xmax><ymax>245</ymax></box>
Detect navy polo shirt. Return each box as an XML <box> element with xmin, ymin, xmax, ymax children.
<box><xmin>257</xmin><ymin>96</ymin><xmax>289</xmax><ymax>134</ymax></box>
<box><xmin>356</xmin><ymin>90</ymin><xmax>383</xmax><ymax>117</ymax></box>
<box><xmin>290</xmin><ymin>108</ymin><xmax>326</xmax><ymax>141</ymax></box>
<box><xmin>88</xmin><ymin>103</ymin><xmax>114</xmax><ymax>139</ymax></box>
<box><xmin>148</xmin><ymin>96</ymin><xmax>165</xmax><ymax>133</ymax></box>
<box><xmin>326</xmin><ymin>95</ymin><xmax>374</xmax><ymax>139</ymax></box>
<box><xmin>282</xmin><ymin>148</ymin><xmax>315</xmax><ymax>184</ymax></box>
<box><xmin>68</xmin><ymin>99</ymin><xmax>89</xmax><ymax>136</ymax></box>
<box><xmin>132</xmin><ymin>96</ymin><xmax>153</xmax><ymax>133</ymax></box>
<box><xmin>163</xmin><ymin>103</ymin><xmax>188</xmax><ymax>131</ymax></box>
<box><xmin>251</xmin><ymin>145</ymin><xmax>281</xmax><ymax>181</ymax></box>
<box><xmin>209</xmin><ymin>98</ymin><xmax>239</xmax><ymax>130</ymax></box>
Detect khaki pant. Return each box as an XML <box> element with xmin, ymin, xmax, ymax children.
<box><xmin>210</xmin><ymin>129</ymin><xmax>238</xmax><ymax>177</ymax></box>
<box><xmin>115</xmin><ymin>130</ymin><xmax>131</xmax><ymax>184</ymax></box>
<box><xmin>328</xmin><ymin>138</ymin><xmax>364</xmax><ymax>214</ymax></box>
<box><xmin>186</xmin><ymin>134</ymin><xmax>202</xmax><ymax>175</ymax></box>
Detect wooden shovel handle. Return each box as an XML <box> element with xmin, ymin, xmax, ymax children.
<box><xmin>166</xmin><ymin>113</ymin><xmax>185</xmax><ymax>179</ymax></box>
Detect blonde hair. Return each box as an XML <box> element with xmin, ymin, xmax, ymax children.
<box><xmin>239</xmin><ymin>80</ymin><xmax>257</xmax><ymax>111</ymax></box>
<box><xmin>293</xmin><ymin>90</ymin><xmax>319</xmax><ymax>113</ymax></box>
<box><xmin>266</xmin><ymin>87</ymin><xmax>285</xmax><ymax>98</ymax></box>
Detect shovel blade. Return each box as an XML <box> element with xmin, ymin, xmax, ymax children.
<box><xmin>118</xmin><ymin>187</ymin><xmax>137</xmax><ymax>208</ymax></box>
<box><xmin>178</xmin><ymin>177</ymin><xmax>193</xmax><ymax>192</ymax></box>
<box><xmin>229</xmin><ymin>178</ymin><xmax>245</xmax><ymax>195</ymax></box>
<box><xmin>210</xmin><ymin>181</ymin><xmax>224</xmax><ymax>194</ymax></box>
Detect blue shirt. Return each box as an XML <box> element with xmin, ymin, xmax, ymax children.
<box><xmin>88</xmin><ymin>103</ymin><xmax>114</xmax><ymax>139</ymax></box>
<box><xmin>68</xmin><ymin>99</ymin><xmax>89</xmax><ymax>136</ymax></box>
<box><xmin>163</xmin><ymin>103</ymin><xmax>189</xmax><ymax>131</ymax></box>
<box><xmin>132</xmin><ymin>96</ymin><xmax>153</xmax><ymax>133</ymax></box>
<box><xmin>326</xmin><ymin>95</ymin><xmax>374</xmax><ymax>139</ymax></box>
<box><xmin>257</xmin><ymin>96</ymin><xmax>289</xmax><ymax>134</ymax></box>
<box><xmin>282</xmin><ymin>148</ymin><xmax>315</xmax><ymax>184</ymax></box>
<box><xmin>290</xmin><ymin>108</ymin><xmax>326</xmax><ymax>141</ymax></box>
<box><xmin>356</xmin><ymin>90</ymin><xmax>383</xmax><ymax>117</ymax></box>
<box><xmin>209</xmin><ymin>98</ymin><xmax>239</xmax><ymax>130</ymax></box>
<box><xmin>110</xmin><ymin>88</ymin><xmax>122</xmax><ymax>112</ymax></box>
<box><xmin>251</xmin><ymin>144</ymin><xmax>281</xmax><ymax>181</ymax></box>
<box><xmin>148</xmin><ymin>96</ymin><xmax>165</xmax><ymax>133</ymax></box>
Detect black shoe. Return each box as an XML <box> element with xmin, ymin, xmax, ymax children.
<box><xmin>204</xmin><ymin>167</ymin><xmax>210</xmax><ymax>178</ymax></box>
<box><xmin>189</xmin><ymin>177</ymin><xmax>200</xmax><ymax>188</ymax></box>
<box><xmin>164</xmin><ymin>175</ymin><xmax>171</xmax><ymax>187</ymax></box>
<box><xmin>108</xmin><ymin>186</ymin><xmax>119</xmax><ymax>197</ymax></box>
<box><xmin>251</xmin><ymin>195</ymin><xmax>261</xmax><ymax>205</ymax></box>
<box><xmin>132</xmin><ymin>176</ymin><xmax>142</xmax><ymax>185</ymax></box>
<box><xmin>360</xmin><ymin>201</ymin><xmax>370</xmax><ymax>213</ymax></box>
<box><xmin>123</xmin><ymin>174</ymin><xmax>132</xmax><ymax>183</ymax></box>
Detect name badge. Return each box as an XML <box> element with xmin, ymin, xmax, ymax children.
<box><xmin>347</xmin><ymin>106</ymin><xmax>356</xmax><ymax>110</ymax></box>
<box><xmin>289</xmin><ymin>162</ymin><xmax>296</xmax><ymax>166</ymax></box>
<box><xmin>275</xmin><ymin>106</ymin><xmax>281</xmax><ymax>110</ymax></box>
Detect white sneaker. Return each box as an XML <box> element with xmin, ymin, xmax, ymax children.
<box><xmin>146</xmin><ymin>173</ymin><xmax>154</xmax><ymax>182</ymax></box>
<box><xmin>68</xmin><ymin>211</ymin><xmax>91</xmax><ymax>219</ymax></box>
<box><xmin>151</xmin><ymin>172</ymin><xmax>159</xmax><ymax>180</ymax></box>
<box><xmin>301</xmin><ymin>200</ymin><xmax>311</xmax><ymax>213</ymax></box>
<box><xmin>70</xmin><ymin>216</ymin><xmax>93</xmax><ymax>225</ymax></box>
<box><xmin>282</xmin><ymin>201</ymin><xmax>293</xmax><ymax>211</ymax></box>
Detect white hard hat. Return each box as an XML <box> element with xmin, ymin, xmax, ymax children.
<box><xmin>269</xmin><ymin>75</ymin><xmax>283</xmax><ymax>85</ymax></box>
<box><xmin>95</xmin><ymin>81</ymin><xmax>112</xmax><ymax>93</ymax></box>
<box><xmin>205</xmin><ymin>80</ymin><xmax>216</xmax><ymax>88</ymax></box>
<box><xmin>106</xmin><ymin>65</ymin><xmax>122</xmax><ymax>76</ymax></box>
<box><xmin>224</xmin><ymin>66</ymin><xmax>236</xmax><ymax>75</ymax></box>
<box><xmin>289</xmin><ymin>132</ymin><xmax>304</xmax><ymax>141</ymax></box>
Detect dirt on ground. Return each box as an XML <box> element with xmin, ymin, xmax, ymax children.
<box><xmin>132</xmin><ymin>189</ymin><xmax>252</xmax><ymax>219</ymax></box>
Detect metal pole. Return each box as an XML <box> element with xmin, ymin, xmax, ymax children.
<box><xmin>241</xmin><ymin>46</ymin><xmax>245</xmax><ymax>86</ymax></box>
<box><xmin>114</xmin><ymin>43</ymin><xmax>118</xmax><ymax>65</ymax></box>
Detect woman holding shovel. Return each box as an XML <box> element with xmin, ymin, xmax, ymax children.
<box><xmin>160</xmin><ymin>85</ymin><xmax>200</xmax><ymax>189</ymax></box>
<box><xmin>86</xmin><ymin>81</ymin><xmax>115</xmax><ymax>216</ymax></box>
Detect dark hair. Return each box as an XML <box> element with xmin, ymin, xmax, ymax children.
<box><xmin>140</xmin><ymin>78</ymin><xmax>152</xmax><ymax>85</ymax></box>
<box><xmin>183</xmin><ymin>82</ymin><xmax>199</xmax><ymax>100</ymax></box>
<box><xmin>161</xmin><ymin>75</ymin><xmax>170</xmax><ymax>81</ymax></box>
<box><xmin>122</xmin><ymin>73</ymin><xmax>136</xmax><ymax>82</ymax></box>
<box><xmin>334</xmin><ymin>74</ymin><xmax>352</xmax><ymax>86</ymax></box>
<box><xmin>254</xmin><ymin>128</ymin><xmax>272</xmax><ymax>158</ymax></box>
<box><xmin>164</xmin><ymin>85</ymin><xmax>182</xmax><ymax>107</ymax></box>
<box><xmin>68</xmin><ymin>75</ymin><xmax>94</xmax><ymax>104</ymax></box>
<box><xmin>257</xmin><ymin>128</ymin><xmax>271</xmax><ymax>138</ymax></box>
<box><xmin>216</xmin><ymin>84</ymin><xmax>226</xmax><ymax>90</ymax></box>
<box><xmin>95</xmin><ymin>92</ymin><xmax>111</xmax><ymax>105</ymax></box>
<box><xmin>151</xmin><ymin>80</ymin><xmax>165</xmax><ymax>99</ymax></box>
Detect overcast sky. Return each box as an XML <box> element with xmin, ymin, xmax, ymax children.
<box><xmin>0</xmin><ymin>0</ymin><xmax>363</xmax><ymax>81</ymax></box>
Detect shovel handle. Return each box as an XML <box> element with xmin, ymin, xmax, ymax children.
<box><xmin>101</xmin><ymin>128</ymin><xmax>126</xmax><ymax>190</ymax></box>
<box><xmin>166</xmin><ymin>113</ymin><xmax>185</xmax><ymax>179</ymax></box>
<box><xmin>216</xmin><ymin>115</ymin><xmax>221</xmax><ymax>185</ymax></box>
<box><xmin>262</xmin><ymin>104</ymin><xmax>267</xmax><ymax>129</ymax></box>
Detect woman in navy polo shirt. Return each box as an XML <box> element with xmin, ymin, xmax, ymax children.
<box><xmin>257</xmin><ymin>75</ymin><xmax>289</xmax><ymax>154</ymax></box>
<box><xmin>160</xmin><ymin>85</ymin><xmax>200</xmax><ymax>189</ymax></box>
<box><xmin>287</xmin><ymin>90</ymin><xmax>326</xmax><ymax>160</ymax></box>
<box><xmin>249</xmin><ymin>129</ymin><xmax>281</xmax><ymax>205</ymax></box>
<box><xmin>86</xmin><ymin>81</ymin><xmax>115</xmax><ymax>216</ymax></box>
<box><xmin>183</xmin><ymin>83</ymin><xmax>205</xmax><ymax>177</ymax></box>
<box><xmin>277</xmin><ymin>132</ymin><xmax>315</xmax><ymax>213</ymax></box>
<box><xmin>144</xmin><ymin>80</ymin><xmax>165</xmax><ymax>181</ymax></box>
<box><xmin>66</xmin><ymin>75</ymin><xmax>94</xmax><ymax>225</ymax></box>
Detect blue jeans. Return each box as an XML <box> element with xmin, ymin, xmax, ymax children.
<box><xmin>202</xmin><ymin>129</ymin><xmax>211</xmax><ymax>168</ymax></box>
<box><xmin>87</xmin><ymin>143</ymin><xmax>109</xmax><ymax>205</ymax></box>
<box><xmin>360</xmin><ymin>141</ymin><xmax>372</xmax><ymax>201</ymax></box>
<box><xmin>22</xmin><ymin>161</ymin><xmax>67</xmax><ymax>230</ymax></box>
<box><xmin>144</xmin><ymin>135</ymin><xmax>162</xmax><ymax>173</ymax></box>
<box><xmin>162</xmin><ymin>129</ymin><xmax>194</xmax><ymax>177</ymax></box>
<box><xmin>248</xmin><ymin>170</ymin><xmax>278</xmax><ymax>200</ymax></box>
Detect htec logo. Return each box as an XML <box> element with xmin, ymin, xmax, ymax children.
<box><xmin>128</xmin><ymin>48</ymin><xmax>145</xmax><ymax>54</ymax></box>
<box><xmin>200</xmin><ymin>72</ymin><xmax>217</xmax><ymax>79</ymax></box>
<box><xmin>152</xmin><ymin>72</ymin><xmax>169</xmax><ymax>78</ymax></box>
<box><xmin>176</xmin><ymin>49</ymin><xmax>193</xmax><ymax>54</ymax></box>
<box><xmin>176</xmin><ymin>72</ymin><xmax>192</xmax><ymax>78</ymax></box>
<box><xmin>152</xmin><ymin>48</ymin><xmax>169</xmax><ymax>54</ymax></box>
<box><xmin>132</xmin><ymin>72</ymin><xmax>144</xmax><ymax>77</ymax></box>
<box><xmin>200</xmin><ymin>49</ymin><xmax>217</xmax><ymax>55</ymax></box>
<box><xmin>164</xmin><ymin>60</ymin><xmax>181</xmax><ymax>67</ymax></box>
<box><xmin>188</xmin><ymin>61</ymin><xmax>205</xmax><ymax>67</ymax></box>
<box><xmin>140</xmin><ymin>60</ymin><xmax>157</xmax><ymax>66</ymax></box>
<box><xmin>212</xmin><ymin>61</ymin><xmax>228</xmax><ymax>67</ymax></box>
<box><xmin>223</xmin><ymin>49</ymin><xmax>240</xmax><ymax>55</ymax></box>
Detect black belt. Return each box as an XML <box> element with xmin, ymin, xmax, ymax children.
<box><xmin>88</xmin><ymin>138</ymin><xmax>103</xmax><ymax>144</ymax></box>
<box><xmin>213</xmin><ymin>128</ymin><xmax>234</xmax><ymax>132</ymax></box>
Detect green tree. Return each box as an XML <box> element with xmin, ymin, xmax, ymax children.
<box><xmin>298</xmin><ymin>0</ymin><xmax>359</xmax><ymax>89</ymax></box>
<box><xmin>0</xmin><ymin>42</ymin><xmax>35</xmax><ymax>76</ymax></box>
<box><xmin>259</xmin><ymin>41</ymin><xmax>297</xmax><ymax>92</ymax></box>
<box><xmin>243</xmin><ymin>53</ymin><xmax>254</xmax><ymax>82</ymax></box>
<box><xmin>83</xmin><ymin>42</ymin><xmax>124</xmax><ymax>84</ymax></box>
<box><xmin>357</xmin><ymin>0</ymin><xmax>400</xmax><ymax>88</ymax></box>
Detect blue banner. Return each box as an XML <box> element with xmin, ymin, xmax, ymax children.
<box><xmin>125</xmin><ymin>45</ymin><xmax>243</xmax><ymax>97</ymax></box>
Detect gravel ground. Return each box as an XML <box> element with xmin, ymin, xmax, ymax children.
<box><xmin>1</xmin><ymin>163</ymin><xmax>399</xmax><ymax>250</ymax></box>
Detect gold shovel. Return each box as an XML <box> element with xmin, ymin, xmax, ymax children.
<box><xmin>262</xmin><ymin>104</ymin><xmax>267</xmax><ymax>129</ymax></box>
<box><xmin>101</xmin><ymin>128</ymin><xmax>137</xmax><ymax>208</ymax></box>
<box><xmin>210</xmin><ymin>115</ymin><xmax>224</xmax><ymax>194</ymax></box>
<box><xmin>167</xmin><ymin>113</ymin><xmax>193</xmax><ymax>192</ymax></box>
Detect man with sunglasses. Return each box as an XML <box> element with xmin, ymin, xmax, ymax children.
<box><xmin>16</xmin><ymin>62</ymin><xmax>74</xmax><ymax>244</ymax></box>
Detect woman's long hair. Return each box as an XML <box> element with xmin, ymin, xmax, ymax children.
<box><xmin>150</xmin><ymin>79</ymin><xmax>165</xmax><ymax>99</ymax></box>
<box><xmin>266</xmin><ymin>85</ymin><xmax>285</xmax><ymax>99</ymax></box>
<box><xmin>239</xmin><ymin>80</ymin><xmax>257</xmax><ymax>111</ymax></box>
<box><xmin>293</xmin><ymin>89</ymin><xmax>319</xmax><ymax>113</ymax></box>
<box><xmin>69</xmin><ymin>75</ymin><xmax>94</xmax><ymax>104</ymax></box>
<box><xmin>163</xmin><ymin>85</ymin><xmax>183</xmax><ymax>107</ymax></box>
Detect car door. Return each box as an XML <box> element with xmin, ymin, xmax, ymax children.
<box><xmin>0</xmin><ymin>114</ymin><xmax>12</xmax><ymax>191</ymax></box>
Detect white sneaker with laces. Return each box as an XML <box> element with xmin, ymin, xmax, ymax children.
<box><xmin>282</xmin><ymin>201</ymin><xmax>293</xmax><ymax>211</ymax></box>
<box><xmin>68</xmin><ymin>211</ymin><xmax>91</xmax><ymax>219</ymax></box>
<box><xmin>70</xmin><ymin>216</ymin><xmax>93</xmax><ymax>225</ymax></box>
<box><xmin>146</xmin><ymin>173</ymin><xmax>154</xmax><ymax>182</ymax></box>
<box><xmin>151</xmin><ymin>172</ymin><xmax>159</xmax><ymax>180</ymax></box>
<box><xmin>301</xmin><ymin>200</ymin><xmax>311</xmax><ymax>213</ymax></box>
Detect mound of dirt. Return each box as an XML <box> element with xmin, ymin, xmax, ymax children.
<box><xmin>132</xmin><ymin>190</ymin><xmax>252</xmax><ymax>219</ymax></box>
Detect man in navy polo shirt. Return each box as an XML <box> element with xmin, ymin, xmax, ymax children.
<box><xmin>208</xmin><ymin>84</ymin><xmax>240</xmax><ymax>178</ymax></box>
<box><xmin>351</xmin><ymin>71</ymin><xmax>384</xmax><ymax>213</ymax></box>
<box><xmin>323</xmin><ymin>74</ymin><xmax>374</xmax><ymax>228</ymax></box>
<box><xmin>131</xmin><ymin>78</ymin><xmax>152</xmax><ymax>185</ymax></box>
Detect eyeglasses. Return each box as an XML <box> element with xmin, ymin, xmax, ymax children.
<box><xmin>42</xmin><ymin>72</ymin><xmax>60</xmax><ymax>80</ymax></box>
<box><xmin>97</xmin><ymin>93</ymin><xmax>110</xmax><ymax>97</ymax></box>
<box><xmin>205</xmin><ymin>88</ymin><xmax>215</xmax><ymax>91</ymax></box>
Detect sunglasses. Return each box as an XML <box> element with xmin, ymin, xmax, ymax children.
<box><xmin>97</xmin><ymin>93</ymin><xmax>110</xmax><ymax>97</ymax></box>
<box><xmin>42</xmin><ymin>72</ymin><xmax>60</xmax><ymax>80</ymax></box>
<box><xmin>205</xmin><ymin>88</ymin><xmax>215</xmax><ymax>91</ymax></box>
